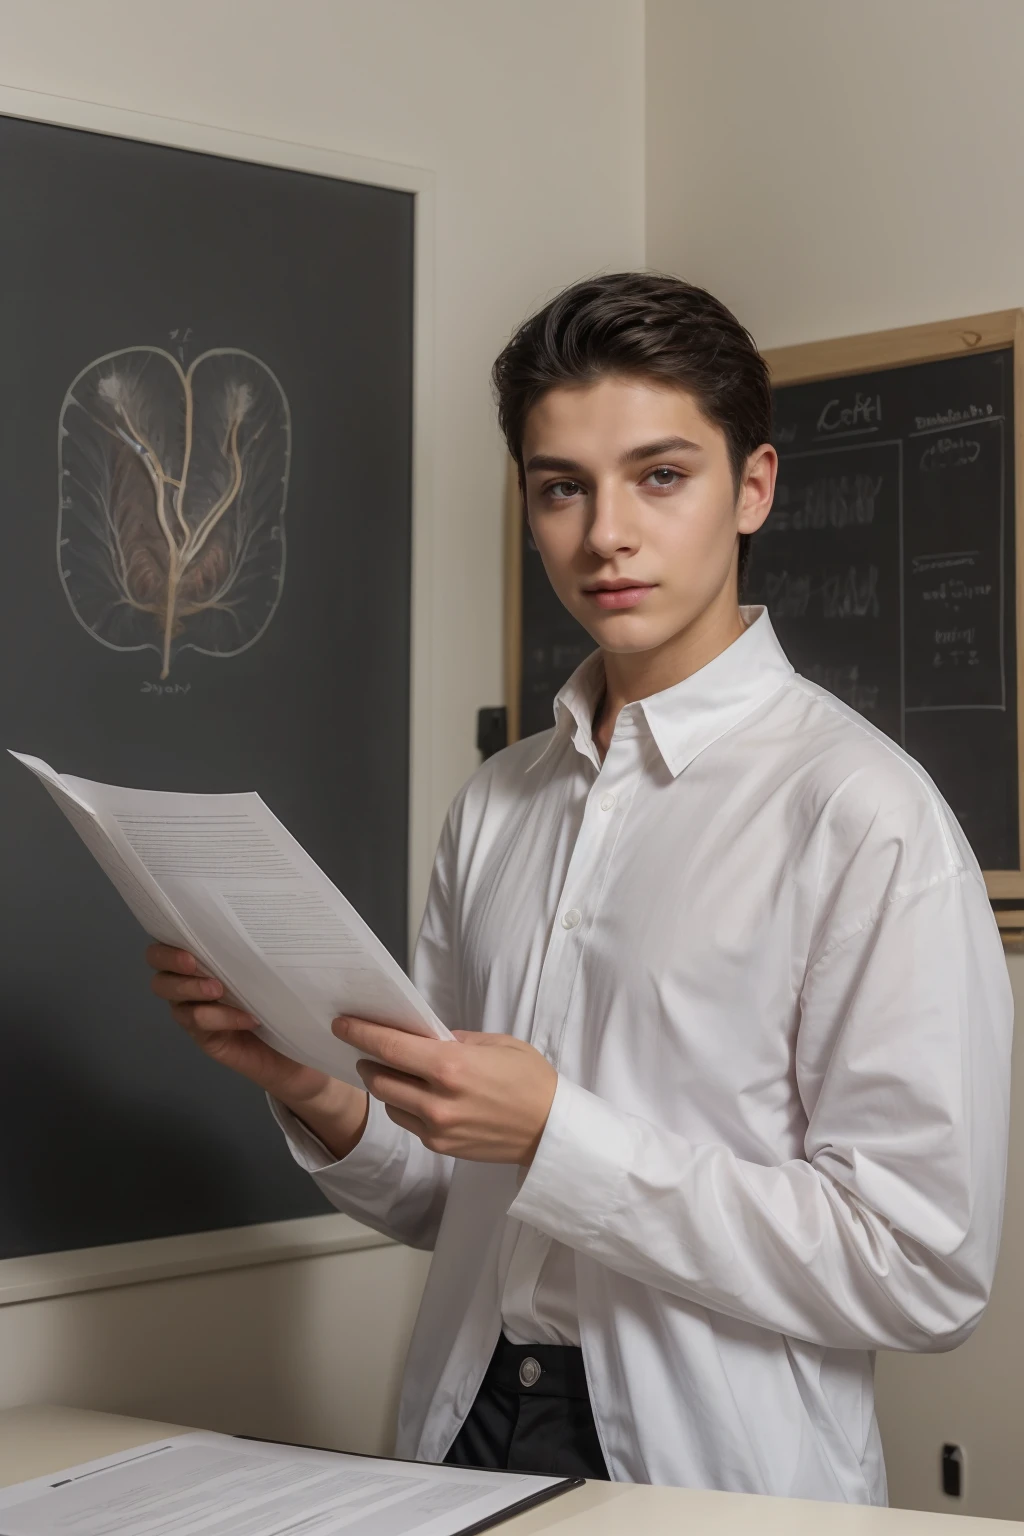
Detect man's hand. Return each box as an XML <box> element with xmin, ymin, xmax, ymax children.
<box><xmin>335</xmin><ymin>1017</ymin><xmax>558</xmax><ymax>1166</ymax></box>
<box><xmin>146</xmin><ymin>944</ymin><xmax>369</xmax><ymax>1160</ymax></box>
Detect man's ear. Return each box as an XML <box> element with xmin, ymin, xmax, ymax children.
<box><xmin>737</xmin><ymin>444</ymin><xmax>777</xmax><ymax>536</ymax></box>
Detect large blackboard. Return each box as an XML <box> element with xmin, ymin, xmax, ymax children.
<box><xmin>511</xmin><ymin>330</ymin><xmax>1020</xmax><ymax>882</ymax></box>
<box><xmin>0</xmin><ymin>114</ymin><xmax>414</xmax><ymax>1258</ymax></box>
<box><xmin>751</xmin><ymin>345</ymin><xmax>1017</xmax><ymax>874</ymax></box>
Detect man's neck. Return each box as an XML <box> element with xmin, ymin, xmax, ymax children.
<box><xmin>592</xmin><ymin>596</ymin><xmax>748</xmax><ymax>762</ymax></box>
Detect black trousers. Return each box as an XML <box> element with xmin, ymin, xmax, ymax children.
<box><xmin>444</xmin><ymin>1336</ymin><xmax>610</xmax><ymax>1481</ymax></box>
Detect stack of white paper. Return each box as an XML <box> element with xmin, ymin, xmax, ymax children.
<box><xmin>11</xmin><ymin>752</ymin><xmax>453</xmax><ymax>1088</ymax></box>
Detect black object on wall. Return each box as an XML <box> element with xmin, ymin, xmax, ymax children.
<box><xmin>476</xmin><ymin>707</ymin><xmax>508</xmax><ymax>760</ymax></box>
<box><xmin>0</xmin><ymin>113</ymin><xmax>414</xmax><ymax>1258</ymax></box>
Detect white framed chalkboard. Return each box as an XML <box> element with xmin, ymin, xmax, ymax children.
<box><xmin>504</xmin><ymin>308</ymin><xmax>1024</xmax><ymax>916</ymax></box>
<box><xmin>0</xmin><ymin>84</ymin><xmax>436</xmax><ymax>1274</ymax></box>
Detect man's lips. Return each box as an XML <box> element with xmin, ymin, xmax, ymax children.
<box><xmin>582</xmin><ymin>581</ymin><xmax>656</xmax><ymax>611</ymax></box>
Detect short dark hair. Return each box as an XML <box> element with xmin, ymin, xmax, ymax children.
<box><xmin>492</xmin><ymin>271</ymin><xmax>772</xmax><ymax>590</ymax></box>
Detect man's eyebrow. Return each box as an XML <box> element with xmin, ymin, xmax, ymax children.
<box><xmin>619</xmin><ymin>436</ymin><xmax>703</xmax><ymax>464</ymax></box>
<box><xmin>523</xmin><ymin>454</ymin><xmax>586</xmax><ymax>474</ymax></box>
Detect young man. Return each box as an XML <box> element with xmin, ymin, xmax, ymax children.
<box><xmin>148</xmin><ymin>274</ymin><xmax>1012</xmax><ymax>1504</ymax></box>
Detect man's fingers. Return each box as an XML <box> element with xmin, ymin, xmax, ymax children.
<box><xmin>357</xmin><ymin>1059</ymin><xmax>433</xmax><ymax>1114</ymax></box>
<box><xmin>170</xmin><ymin>1001</ymin><xmax>258</xmax><ymax>1033</ymax></box>
<box><xmin>145</xmin><ymin>944</ymin><xmax>201</xmax><ymax>975</ymax></box>
<box><xmin>174</xmin><ymin>1012</ymin><xmax>238</xmax><ymax>1063</ymax></box>
<box><xmin>151</xmin><ymin>971</ymin><xmax>224</xmax><ymax>1004</ymax></box>
<box><xmin>334</xmin><ymin>1017</ymin><xmax>451</xmax><ymax>1077</ymax></box>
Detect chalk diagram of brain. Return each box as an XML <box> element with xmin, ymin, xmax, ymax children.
<box><xmin>58</xmin><ymin>346</ymin><xmax>290</xmax><ymax>678</ymax></box>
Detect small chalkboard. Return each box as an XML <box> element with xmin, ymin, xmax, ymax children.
<box><xmin>761</xmin><ymin>311</ymin><xmax>1023</xmax><ymax>899</ymax></box>
<box><xmin>504</xmin><ymin>310</ymin><xmax>1024</xmax><ymax>901</ymax></box>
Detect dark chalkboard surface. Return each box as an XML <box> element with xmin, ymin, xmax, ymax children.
<box><xmin>508</xmin><ymin>314</ymin><xmax>1023</xmax><ymax>894</ymax></box>
<box><xmin>752</xmin><ymin>342</ymin><xmax>1018</xmax><ymax>876</ymax></box>
<box><xmin>0</xmin><ymin>114</ymin><xmax>415</xmax><ymax>1257</ymax></box>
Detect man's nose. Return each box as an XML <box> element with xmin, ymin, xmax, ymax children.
<box><xmin>584</xmin><ymin>487</ymin><xmax>639</xmax><ymax>559</ymax></box>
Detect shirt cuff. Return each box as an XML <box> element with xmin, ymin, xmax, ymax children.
<box><xmin>268</xmin><ymin>1092</ymin><xmax>401</xmax><ymax>1179</ymax></box>
<box><xmin>508</xmin><ymin>1075</ymin><xmax>636</xmax><ymax>1244</ymax></box>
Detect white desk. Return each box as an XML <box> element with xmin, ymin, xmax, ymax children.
<box><xmin>0</xmin><ymin>1405</ymin><xmax>1019</xmax><ymax>1534</ymax></box>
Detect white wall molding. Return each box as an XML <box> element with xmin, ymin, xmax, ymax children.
<box><xmin>0</xmin><ymin>1215</ymin><xmax>393</xmax><ymax>1307</ymax></box>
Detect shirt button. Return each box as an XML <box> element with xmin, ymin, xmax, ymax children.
<box><xmin>600</xmin><ymin>793</ymin><xmax>616</xmax><ymax>811</ymax></box>
<box><xmin>561</xmin><ymin>908</ymin><xmax>581</xmax><ymax>930</ymax></box>
<box><xmin>519</xmin><ymin>1357</ymin><xmax>542</xmax><ymax>1388</ymax></box>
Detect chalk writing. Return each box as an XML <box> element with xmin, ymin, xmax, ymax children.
<box><xmin>816</xmin><ymin>392</ymin><xmax>881</xmax><ymax>434</ymax></box>
<box><xmin>914</xmin><ymin>403</ymin><xmax>993</xmax><ymax>431</ymax></box>
<box><xmin>920</xmin><ymin>435</ymin><xmax>981</xmax><ymax>472</ymax></box>
<box><xmin>932</xmin><ymin>648</ymin><xmax>981</xmax><ymax>669</ymax></box>
<box><xmin>920</xmin><ymin>579</ymin><xmax>993</xmax><ymax>606</ymax></box>
<box><xmin>140</xmin><ymin>680</ymin><xmax>192</xmax><ymax>696</ymax></box>
<box><xmin>771</xmin><ymin>474</ymin><xmax>881</xmax><ymax>532</ymax></box>
<box><xmin>911</xmin><ymin>550</ymin><xmax>978</xmax><ymax>575</ymax></box>
<box><xmin>760</xmin><ymin>566</ymin><xmax>880</xmax><ymax>620</ymax></box>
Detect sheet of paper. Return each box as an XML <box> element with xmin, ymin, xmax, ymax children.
<box><xmin>11</xmin><ymin>752</ymin><xmax>453</xmax><ymax>1088</ymax></box>
<box><xmin>0</xmin><ymin>1432</ymin><xmax>569</xmax><ymax>1536</ymax></box>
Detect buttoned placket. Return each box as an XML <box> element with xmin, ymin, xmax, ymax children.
<box><xmin>530</xmin><ymin>708</ymin><xmax>654</xmax><ymax>1069</ymax></box>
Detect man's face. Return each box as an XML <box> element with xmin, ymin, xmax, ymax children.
<box><xmin>521</xmin><ymin>375</ymin><xmax>775</xmax><ymax>656</ymax></box>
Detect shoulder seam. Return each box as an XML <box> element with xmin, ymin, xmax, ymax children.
<box><xmin>806</xmin><ymin>865</ymin><xmax>980</xmax><ymax>976</ymax></box>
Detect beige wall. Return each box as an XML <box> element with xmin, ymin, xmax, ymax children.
<box><xmin>0</xmin><ymin>1244</ymin><xmax>431</xmax><ymax>1455</ymax></box>
<box><xmin>646</xmin><ymin>0</ymin><xmax>1024</xmax><ymax>350</ymax></box>
<box><xmin>646</xmin><ymin>0</ymin><xmax>1024</xmax><ymax>1518</ymax></box>
<box><xmin>0</xmin><ymin>0</ymin><xmax>644</xmax><ymax>1450</ymax></box>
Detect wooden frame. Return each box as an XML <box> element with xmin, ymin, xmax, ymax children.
<box><xmin>504</xmin><ymin>309</ymin><xmax>1024</xmax><ymax>910</ymax></box>
<box><xmin>765</xmin><ymin>309</ymin><xmax>1024</xmax><ymax>907</ymax></box>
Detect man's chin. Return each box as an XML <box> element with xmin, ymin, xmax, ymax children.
<box><xmin>574</xmin><ymin>615</ymin><xmax>684</xmax><ymax>657</ymax></box>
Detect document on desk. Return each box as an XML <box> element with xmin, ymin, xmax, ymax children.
<box><xmin>0</xmin><ymin>1431</ymin><xmax>578</xmax><ymax>1536</ymax></box>
<box><xmin>10</xmin><ymin>752</ymin><xmax>453</xmax><ymax>1088</ymax></box>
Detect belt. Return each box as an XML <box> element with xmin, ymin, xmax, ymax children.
<box><xmin>486</xmin><ymin>1335</ymin><xmax>592</xmax><ymax>1401</ymax></box>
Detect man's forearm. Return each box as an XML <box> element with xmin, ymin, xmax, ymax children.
<box><xmin>282</xmin><ymin>1077</ymin><xmax>370</xmax><ymax>1162</ymax></box>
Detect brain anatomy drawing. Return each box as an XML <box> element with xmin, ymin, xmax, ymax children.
<box><xmin>58</xmin><ymin>346</ymin><xmax>290</xmax><ymax>678</ymax></box>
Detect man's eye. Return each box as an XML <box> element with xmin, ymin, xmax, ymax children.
<box><xmin>645</xmin><ymin>467</ymin><xmax>681</xmax><ymax>488</ymax></box>
<box><xmin>548</xmin><ymin>480</ymin><xmax>583</xmax><ymax>500</ymax></box>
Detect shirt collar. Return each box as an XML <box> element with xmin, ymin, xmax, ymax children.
<box><xmin>527</xmin><ymin>607</ymin><xmax>794</xmax><ymax>778</ymax></box>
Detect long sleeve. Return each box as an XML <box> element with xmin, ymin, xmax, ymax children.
<box><xmin>510</xmin><ymin>867</ymin><xmax>1013</xmax><ymax>1351</ymax></box>
<box><xmin>270</xmin><ymin>806</ymin><xmax>463</xmax><ymax>1250</ymax></box>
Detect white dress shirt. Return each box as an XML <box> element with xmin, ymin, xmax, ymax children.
<box><xmin>275</xmin><ymin>607</ymin><xmax>1011</xmax><ymax>1504</ymax></box>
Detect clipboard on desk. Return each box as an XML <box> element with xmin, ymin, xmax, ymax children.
<box><xmin>0</xmin><ymin>1429</ymin><xmax>585</xmax><ymax>1536</ymax></box>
